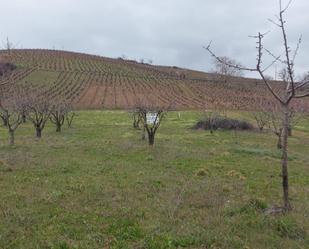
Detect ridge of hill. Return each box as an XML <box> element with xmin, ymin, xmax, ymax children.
<box><xmin>0</xmin><ymin>49</ymin><xmax>274</xmax><ymax>110</ymax></box>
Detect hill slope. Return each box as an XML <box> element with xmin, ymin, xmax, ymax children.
<box><xmin>0</xmin><ymin>49</ymin><xmax>273</xmax><ymax>110</ymax></box>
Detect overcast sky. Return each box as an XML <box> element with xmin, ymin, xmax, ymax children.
<box><xmin>1</xmin><ymin>0</ymin><xmax>308</xmax><ymax>78</ymax></box>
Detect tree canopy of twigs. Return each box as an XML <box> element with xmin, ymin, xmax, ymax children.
<box><xmin>0</xmin><ymin>86</ymin><xmax>28</xmax><ymax>145</ymax></box>
<box><xmin>132</xmin><ymin>97</ymin><xmax>174</xmax><ymax>146</ymax></box>
<box><xmin>204</xmin><ymin>0</ymin><xmax>309</xmax><ymax>212</ymax></box>
<box><xmin>26</xmin><ymin>90</ymin><xmax>53</xmax><ymax>139</ymax></box>
<box><xmin>211</xmin><ymin>56</ymin><xmax>244</xmax><ymax>84</ymax></box>
<box><xmin>50</xmin><ymin>99</ymin><xmax>72</xmax><ymax>132</ymax></box>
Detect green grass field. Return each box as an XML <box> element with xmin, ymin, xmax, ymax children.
<box><xmin>0</xmin><ymin>111</ymin><xmax>308</xmax><ymax>249</ymax></box>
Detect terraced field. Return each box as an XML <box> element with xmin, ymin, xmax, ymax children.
<box><xmin>0</xmin><ymin>49</ymin><xmax>276</xmax><ymax>110</ymax></box>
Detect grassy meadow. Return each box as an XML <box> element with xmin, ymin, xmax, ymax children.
<box><xmin>0</xmin><ymin>111</ymin><xmax>308</xmax><ymax>249</ymax></box>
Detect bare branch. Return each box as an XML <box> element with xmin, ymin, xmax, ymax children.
<box><xmin>295</xmin><ymin>92</ymin><xmax>309</xmax><ymax>98</ymax></box>
<box><xmin>281</xmin><ymin>0</ymin><xmax>293</xmax><ymax>14</ymax></box>
<box><xmin>203</xmin><ymin>43</ymin><xmax>256</xmax><ymax>72</ymax></box>
<box><xmin>264</xmin><ymin>48</ymin><xmax>285</xmax><ymax>64</ymax></box>
<box><xmin>278</xmin><ymin>0</ymin><xmax>295</xmax><ymax>99</ymax></box>
<box><xmin>268</xmin><ymin>18</ymin><xmax>281</xmax><ymax>28</ymax></box>
<box><xmin>291</xmin><ymin>35</ymin><xmax>302</xmax><ymax>66</ymax></box>
<box><xmin>261</xmin><ymin>53</ymin><xmax>282</xmax><ymax>73</ymax></box>
<box><xmin>256</xmin><ymin>33</ymin><xmax>284</xmax><ymax>104</ymax></box>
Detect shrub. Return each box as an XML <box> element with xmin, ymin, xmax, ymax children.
<box><xmin>0</xmin><ymin>62</ymin><xmax>16</xmax><ymax>76</ymax></box>
<box><xmin>193</xmin><ymin>115</ymin><xmax>254</xmax><ymax>131</ymax></box>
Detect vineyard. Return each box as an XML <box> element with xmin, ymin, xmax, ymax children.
<box><xmin>0</xmin><ymin>49</ymin><xmax>302</xmax><ymax>110</ymax></box>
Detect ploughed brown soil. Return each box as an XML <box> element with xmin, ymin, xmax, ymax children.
<box><xmin>0</xmin><ymin>49</ymin><xmax>308</xmax><ymax>110</ymax></box>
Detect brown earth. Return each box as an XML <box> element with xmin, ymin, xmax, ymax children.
<box><xmin>0</xmin><ymin>49</ymin><xmax>308</xmax><ymax>111</ymax></box>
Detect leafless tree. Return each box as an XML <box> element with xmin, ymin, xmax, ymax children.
<box><xmin>251</xmin><ymin>97</ymin><xmax>275</xmax><ymax>132</ymax></box>
<box><xmin>211</xmin><ymin>56</ymin><xmax>244</xmax><ymax>84</ymax></box>
<box><xmin>252</xmin><ymin>112</ymin><xmax>268</xmax><ymax>132</ymax></box>
<box><xmin>205</xmin><ymin>0</ymin><xmax>309</xmax><ymax>211</ymax></box>
<box><xmin>202</xmin><ymin>110</ymin><xmax>221</xmax><ymax>134</ymax></box>
<box><xmin>26</xmin><ymin>91</ymin><xmax>53</xmax><ymax>138</ymax></box>
<box><xmin>0</xmin><ymin>105</ymin><xmax>9</xmax><ymax>126</ymax></box>
<box><xmin>0</xmin><ymin>87</ymin><xmax>28</xmax><ymax>145</ymax></box>
<box><xmin>140</xmin><ymin>108</ymin><xmax>166</xmax><ymax>146</ymax></box>
<box><xmin>65</xmin><ymin>110</ymin><xmax>76</xmax><ymax>128</ymax></box>
<box><xmin>3</xmin><ymin>37</ymin><xmax>13</xmax><ymax>55</ymax></box>
<box><xmin>131</xmin><ymin>109</ymin><xmax>143</xmax><ymax>129</ymax></box>
<box><xmin>200</xmin><ymin>92</ymin><xmax>226</xmax><ymax>134</ymax></box>
<box><xmin>133</xmin><ymin>98</ymin><xmax>172</xmax><ymax>146</ymax></box>
<box><xmin>131</xmin><ymin>107</ymin><xmax>147</xmax><ymax>140</ymax></box>
<box><xmin>131</xmin><ymin>98</ymin><xmax>147</xmax><ymax>140</ymax></box>
<box><xmin>50</xmin><ymin>100</ymin><xmax>71</xmax><ymax>132</ymax></box>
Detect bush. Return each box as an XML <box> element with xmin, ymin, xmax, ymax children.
<box><xmin>0</xmin><ymin>62</ymin><xmax>16</xmax><ymax>76</ymax></box>
<box><xmin>193</xmin><ymin>115</ymin><xmax>254</xmax><ymax>131</ymax></box>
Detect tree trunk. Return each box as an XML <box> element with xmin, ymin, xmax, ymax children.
<box><xmin>36</xmin><ymin>127</ymin><xmax>42</xmax><ymax>138</ymax></box>
<box><xmin>9</xmin><ymin>130</ymin><xmax>14</xmax><ymax>145</ymax></box>
<box><xmin>141</xmin><ymin>126</ymin><xmax>146</xmax><ymax>140</ymax></box>
<box><xmin>133</xmin><ymin>120</ymin><xmax>137</xmax><ymax>128</ymax></box>
<box><xmin>2</xmin><ymin>118</ymin><xmax>8</xmax><ymax>127</ymax></box>
<box><xmin>288</xmin><ymin>127</ymin><xmax>292</xmax><ymax>136</ymax></box>
<box><xmin>56</xmin><ymin>122</ymin><xmax>61</xmax><ymax>132</ymax></box>
<box><xmin>277</xmin><ymin>135</ymin><xmax>282</xmax><ymax>149</ymax></box>
<box><xmin>148</xmin><ymin>132</ymin><xmax>155</xmax><ymax>146</ymax></box>
<box><xmin>22</xmin><ymin>114</ymin><xmax>26</xmax><ymax>123</ymax></box>
<box><xmin>281</xmin><ymin>104</ymin><xmax>291</xmax><ymax>211</ymax></box>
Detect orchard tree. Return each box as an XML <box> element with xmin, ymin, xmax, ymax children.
<box><xmin>50</xmin><ymin>100</ymin><xmax>71</xmax><ymax>132</ymax></box>
<box><xmin>211</xmin><ymin>56</ymin><xmax>244</xmax><ymax>84</ymax></box>
<box><xmin>131</xmin><ymin>108</ymin><xmax>143</xmax><ymax>129</ymax></box>
<box><xmin>131</xmin><ymin>106</ymin><xmax>147</xmax><ymax>140</ymax></box>
<box><xmin>205</xmin><ymin>0</ymin><xmax>309</xmax><ymax>212</ymax></box>
<box><xmin>26</xmin><ymin>91</ymin><xmax>53</xmax><ymax>138</ymax></box>
<box><xmin>251</xmin><ymin>97</ymin><xmax>269</xmax><ymax>132</ymax></box>
<box><xmin>140</xmin><ymin>107</ymin><xmax>166</xmax><ymax>146</ymax></box>
<box><xmin>0</xmin><ymin>105</ymin><xmax>8</xmax><ymax>126</ymax></box>
<box><xmin>133</xmin><ymin>98</ymin><xmax>172</xmax><ymax>146</ymax></box>
<box><xmin>0</xmin><ymin>86</ymin><xmax>28</xmax><ymax>145</ymax></box>
<box><xmin>65</xmin><ymin>110</ymin><xmax>76</xmax><ymax>128</ymax></box>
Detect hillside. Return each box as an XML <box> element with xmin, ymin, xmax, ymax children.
<box><xmin>0</xmin><ymin>49</ymin><xmax>276</xmax><ymax>110</ymax></box>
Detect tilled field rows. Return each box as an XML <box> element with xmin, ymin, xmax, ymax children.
<box><xmin>0</xmin><ymin>49</ymin><xmax>290</xmax><ymax>110</ymax></box>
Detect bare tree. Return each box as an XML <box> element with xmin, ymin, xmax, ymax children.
<box><xmin>211</xmin><ymin>56</ymin><xmax>244</xmax><ymax>84</ymax></box>
<box><xmin>202</xmin><ymin>110</ymin><xmax>221</xmax><ymax>134</ymax></box>
<box><xmin>1</xmin><ymin>37</ymin><xmax>16</xmax><ymax>64</ymax></box>
<box><xmin>131</xmin><ymin>107</ymin><xmax>147</xmax><ymax>140</ymax></box>
<box><xmin>65</xmin><ymin>110</ymin><xmax>76</xmax><ymax>128</ymax></box>
<box><xmin>252</xmin><ymin>112</ymin><xmax>268</xmax><ymax>132</ymax></box>
<box><xmin>3</xmin><ymin>37</ymin><xmax>13</xmax><ymax>55</ymax></box>
<box><xmin>252</xmin><ymin>97</ymin><xmax>278</xmax><ymax>133</ymax></box>
<box><xmin>133</xmin><ymin>99</ymin><xmax>172</xmax><ymax>146</ymax></box>
<box><xmin>50</xmin><ymin>100</ymin><xmax>70</xmax><ymax>132</ymax></box>
<box><xmin>0</xmin><ymin>87</ymin><xmax>27</xmax><ymax>145</ymax></box>
<box><xmin>131</xmin><ymin>109</ymin><xmax>143</xmax><ymax>129</ymax></box>
<box><xmin>0</xmin><ymin>105</ymin><xmax>9</xmax><ymax>126</ymax></box>
<box><xmin>205</xmin><ymin>0</ymin><xmax>309</xmax><ymax>211</ymax></box>
<box><xmin>141</xmin><ymin>108</ymin><xmax>166</xmax><ymax>146</ymax></box>
<box><xmin>26</xmin><ymin>91</ymin><xmax>53</xmax><ymax>138</ymax></box>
